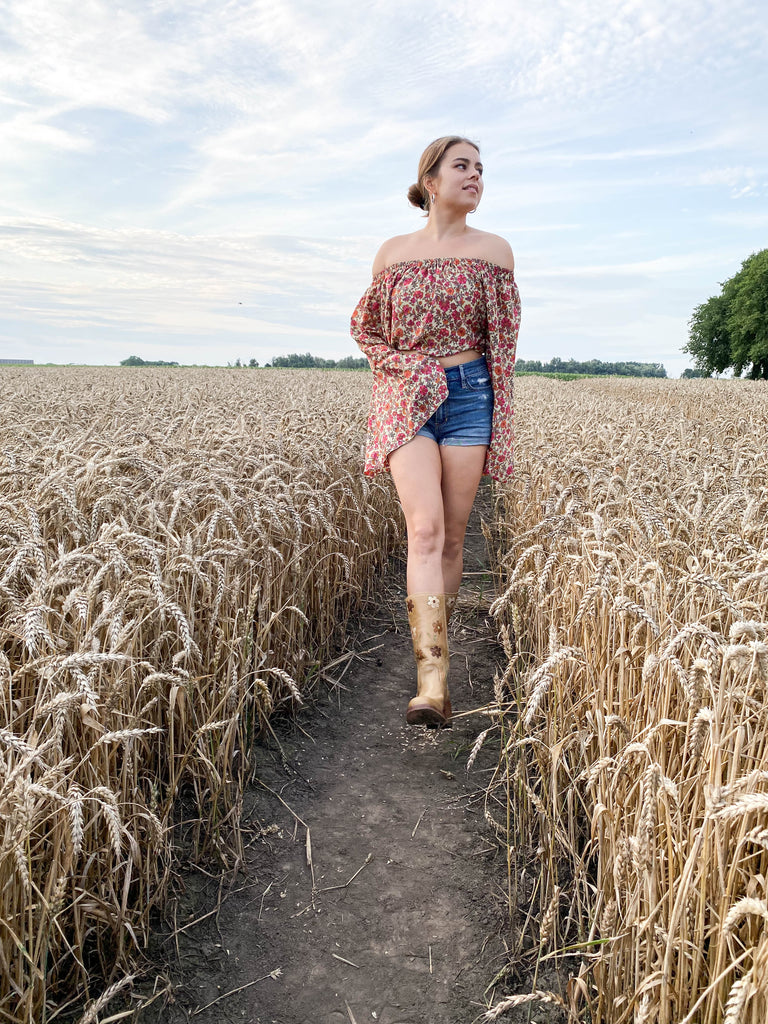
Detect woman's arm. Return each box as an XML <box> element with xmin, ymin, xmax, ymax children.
<box><xmin>483</xmin><ymin>265</ymin><xmax>521</xmax><ymax>480</ymax></box>
<box><xmin>351</xmin><ymin>287</ymin><xmax>427</xmax><ymax>375</ymax></box>
<box><xmin>352</xmin><ymin>273</ymin><xmax>400</xmax><ymax>372</ymax></box>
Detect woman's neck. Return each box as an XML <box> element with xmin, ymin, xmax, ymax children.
<box><xmin>422</xmin><ymin>208</ymin><xmax>470</xmax><ymax>242</ymax></box>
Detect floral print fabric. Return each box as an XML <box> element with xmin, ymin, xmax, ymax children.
<box><xmin>350</xmin><ymin>258</ymin><xmax>520</xmax><ymax>481</ymax></box>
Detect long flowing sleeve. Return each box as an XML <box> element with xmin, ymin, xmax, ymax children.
<box><xmin>351</xmin><ymin>275</ymin><xmax>430</xmax><ymax>376</ymax></box>
<box><xmin>351</xmin><ymin>272</ymin><xmax>448</xmax><ymax>475</ymax></box>
<box><xmin>483</xmin><ymin>266</ymin><xmax>521</xmax><ymax>481</ymax></box>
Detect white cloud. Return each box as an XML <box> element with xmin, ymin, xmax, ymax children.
<box><xmin>0</xmin><ymin>111</ymin><xmax>92</xmax><ymax>155</ymax></box>
<box><xmin>696</xmin><ymin>166</ymin><xmax>762</xmax><ymax>197</ymax></box>
<box><xmin>1</xmin><ymin>0</ymin><xmax>196</xmax><ymax>121</ymax></box>
<box><xmin>0</xmin><ymin>0</ymin><xmax>766</xmax><ymax>371</ymax></box>
<box><xmin>531</xmin><ymin>252</ymin><xmax>735</xmax><ymax>280</ymax></box>
<box><xmin>0</xmin><ymin>216</ymin><xmax>364</xmax><ymax>363</ymax></box>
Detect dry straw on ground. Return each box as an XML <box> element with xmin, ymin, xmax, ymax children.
<box><xmin>0</xmin><ymin>367</ymin><xmax>400</xmax><ymax>1024</ymax></box>
<box><xmin>485</xmin><ymin>378</ymin><xmax>768</xmax><ymax>1024</ymax></box>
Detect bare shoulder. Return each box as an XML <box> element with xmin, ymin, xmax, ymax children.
<box><xmin>472</xmin><ymin>230</ymin><xmax>515</xmax><ymax>272</ymax></box>
<box><xmin>371</xmin><ymin>228</ymin><xmax>514</xmax><ymax>276</ymax></box>
<box><xmin>371</xmin><ymin>233</ymin><xmax>419</xmax><ymax>278</ymax></box>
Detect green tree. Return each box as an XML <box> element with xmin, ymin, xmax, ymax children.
<box><xmin>336</xmin><ymin>355</ymin><xmax>369</xmax><ymax>369</ymax></box>
<box><xmin>730</xmin><ymin>250</ymin><xmax>768</xmax><ymax>378</ymax></box>
<box><xmin>271</xmin><ymin>352</ymin><xmax>340</xmax><ymax>368</ymax></box>
<box><xmin>685</xmin><ymin>249</ymin><xmax>768</xmax><ymax>379</ymax></box>
<box><xmin>515</xmin><ymin>357</ymin><xmax>666</xmax><ymax>377</ymax></box>
<box><xmin>120</xmin><ymin>355</ymin><xmax>179</xmax><ymax>367</ymax></box>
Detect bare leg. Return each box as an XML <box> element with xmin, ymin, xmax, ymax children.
<box><xmin>390</xmin><ymin>438</ymin><xmax>486</xmax><ymax>728</ymax></box>
<box><xmin>439</xmin><ymin>445</ymin><xmax>487</xmax><ymax>594</ymax></box>
<box><xmin>388</xmin><ymin>436</ymin><xmax>445</xmax><ymax>594</ymax></box>
<box><xmin>389</xmin><ymin>437</ymin><xmax>486</xmax><ymax>596</ymax></box>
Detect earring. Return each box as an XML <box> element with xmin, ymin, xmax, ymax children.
<box><xmin>430</xmin><ymin>193</ymin><xmax>436</xmax><ymax>205</ymax></box>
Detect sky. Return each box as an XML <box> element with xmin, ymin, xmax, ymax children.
<box><xmin>1</xmin><ymin>0</ymin><xmax>767</xmax><ymax>377</ymax></box>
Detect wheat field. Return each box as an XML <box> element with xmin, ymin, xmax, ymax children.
<box><xmin>484</xmin><ymin>378</ymin><xmax>768</xmax><ymax>1023</ymax></box>
<box><xmin>0</xmin><ymin>367</ymin><xmax>401</xmax><ymax>1024</ymax></box>
<box><xmin>4</xmin><ymin>368</ymin><xmax>767</xmax><ymax>1024</ymax></box>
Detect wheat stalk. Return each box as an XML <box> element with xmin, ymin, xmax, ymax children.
<box><xmin>0</xmin><ymin>366</ymin><xmax>403</xmax><ymax>1024</ymax></box>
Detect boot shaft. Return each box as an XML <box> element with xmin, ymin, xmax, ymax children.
<box><xmin>406</xmin><ymin>593</ymin><xmax>449</xmax><ymax>670</ymax></box>
<box><xmin>405</xmin><ymin>593</ymin><xmax>451</xmax><ymax>725</ymax></box>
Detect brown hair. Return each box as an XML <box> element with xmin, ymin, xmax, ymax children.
<box><xmin>406</xmin><ymin>135</ymin><xmax>480</xmax><ymax>211</ymax></box>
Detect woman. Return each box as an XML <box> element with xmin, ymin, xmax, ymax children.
<box><xmin>351</xmin><ymin>136</ymin><xmax>520</xmax><ymax>727</ymax></box>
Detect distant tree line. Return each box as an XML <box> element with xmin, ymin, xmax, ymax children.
<box><xmin>120</xmin><ymin>352</ymin><xmax>669</xmax><ymax>376</ymax></box>
<box><xmin>120</xmin><ymin>353</ymin><xmax>368</xmax><ymax>369</ymax></box>
<box><xmin>265</xmin><ymin>353</ymin><xmax>368</xmax><ymax>369</ymax></box>
<box><xmin>516</xmin><ymin>357</ymin><xmax>667</xmax><ymax>378</ymax></box>
<box><xmin>121</xmin><ymin>355</ymin><xmax>179</xmax><ymax>367</ymax></box>
<box><xmin>685</xmin><ymin>248</ymin><xmax>768</xmax><ymax>379</ymax></box>
<box><xmin>266</xmin><ymin>354</ymin><xmax>667</xmax><ymax>375</ymax></box>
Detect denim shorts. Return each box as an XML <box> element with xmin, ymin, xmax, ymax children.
<box><xmin>415</xmin><ymin>356</ymin><xmax>494</xmax><ymax>446</ymax></box>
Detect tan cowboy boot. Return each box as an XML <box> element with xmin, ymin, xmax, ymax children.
<box><xmin>405</xmin><ymin>594</ymin><xmax>452</xmax><ymax>727</ymax></box>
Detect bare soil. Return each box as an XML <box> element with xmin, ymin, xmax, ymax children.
<box><xmin>136</xmin><ymin>485</ymin><xmax>569</xmax><ymax>1024</ymax></box>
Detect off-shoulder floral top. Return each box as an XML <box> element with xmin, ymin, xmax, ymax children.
<box><xmin>350</xmin><ymin>258</ymin><xmax>520</xmax><ymax>481</ymax></box>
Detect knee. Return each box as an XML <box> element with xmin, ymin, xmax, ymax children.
<box><xmin>442</xmin><ymin>533</ymin><xmax>464</xmax><ymax>564</ymax></box>
<box><xmin>408</xmin><ymin>519</ymin><xmax>444</xmax><ymax>558</ymax></box>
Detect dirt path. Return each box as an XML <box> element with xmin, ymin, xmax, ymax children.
<box><xmin>138</xmin><ymin>487</ymin><xmax>535</xmax><ymax>1024</ymax></box>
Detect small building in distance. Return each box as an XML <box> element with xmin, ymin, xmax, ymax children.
<box><xmin>0</xmin><ymin>359</ymin><xmax>34</xmax><ymax>365</ymax></box>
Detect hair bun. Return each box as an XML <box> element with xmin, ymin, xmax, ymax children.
<box><xmin>407</xmin><ymin>183</ymin><xmax>427</xmax><ymax>210</ymax></box>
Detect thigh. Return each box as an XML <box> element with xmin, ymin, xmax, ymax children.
<box><xmin>440</xmin><ymin>445</ymin><xmax>487</xmax><ymax>544</ymax></box>
<box><xmin>389</xmin><ymin>435</ymin><xmax>444</xmax><ymax>530</ymax></box>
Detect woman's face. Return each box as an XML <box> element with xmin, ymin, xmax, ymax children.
<box><xmin>427</xmin><ymin>143</ymin><xmax>483</xmax><ymax>211</ymax></box>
